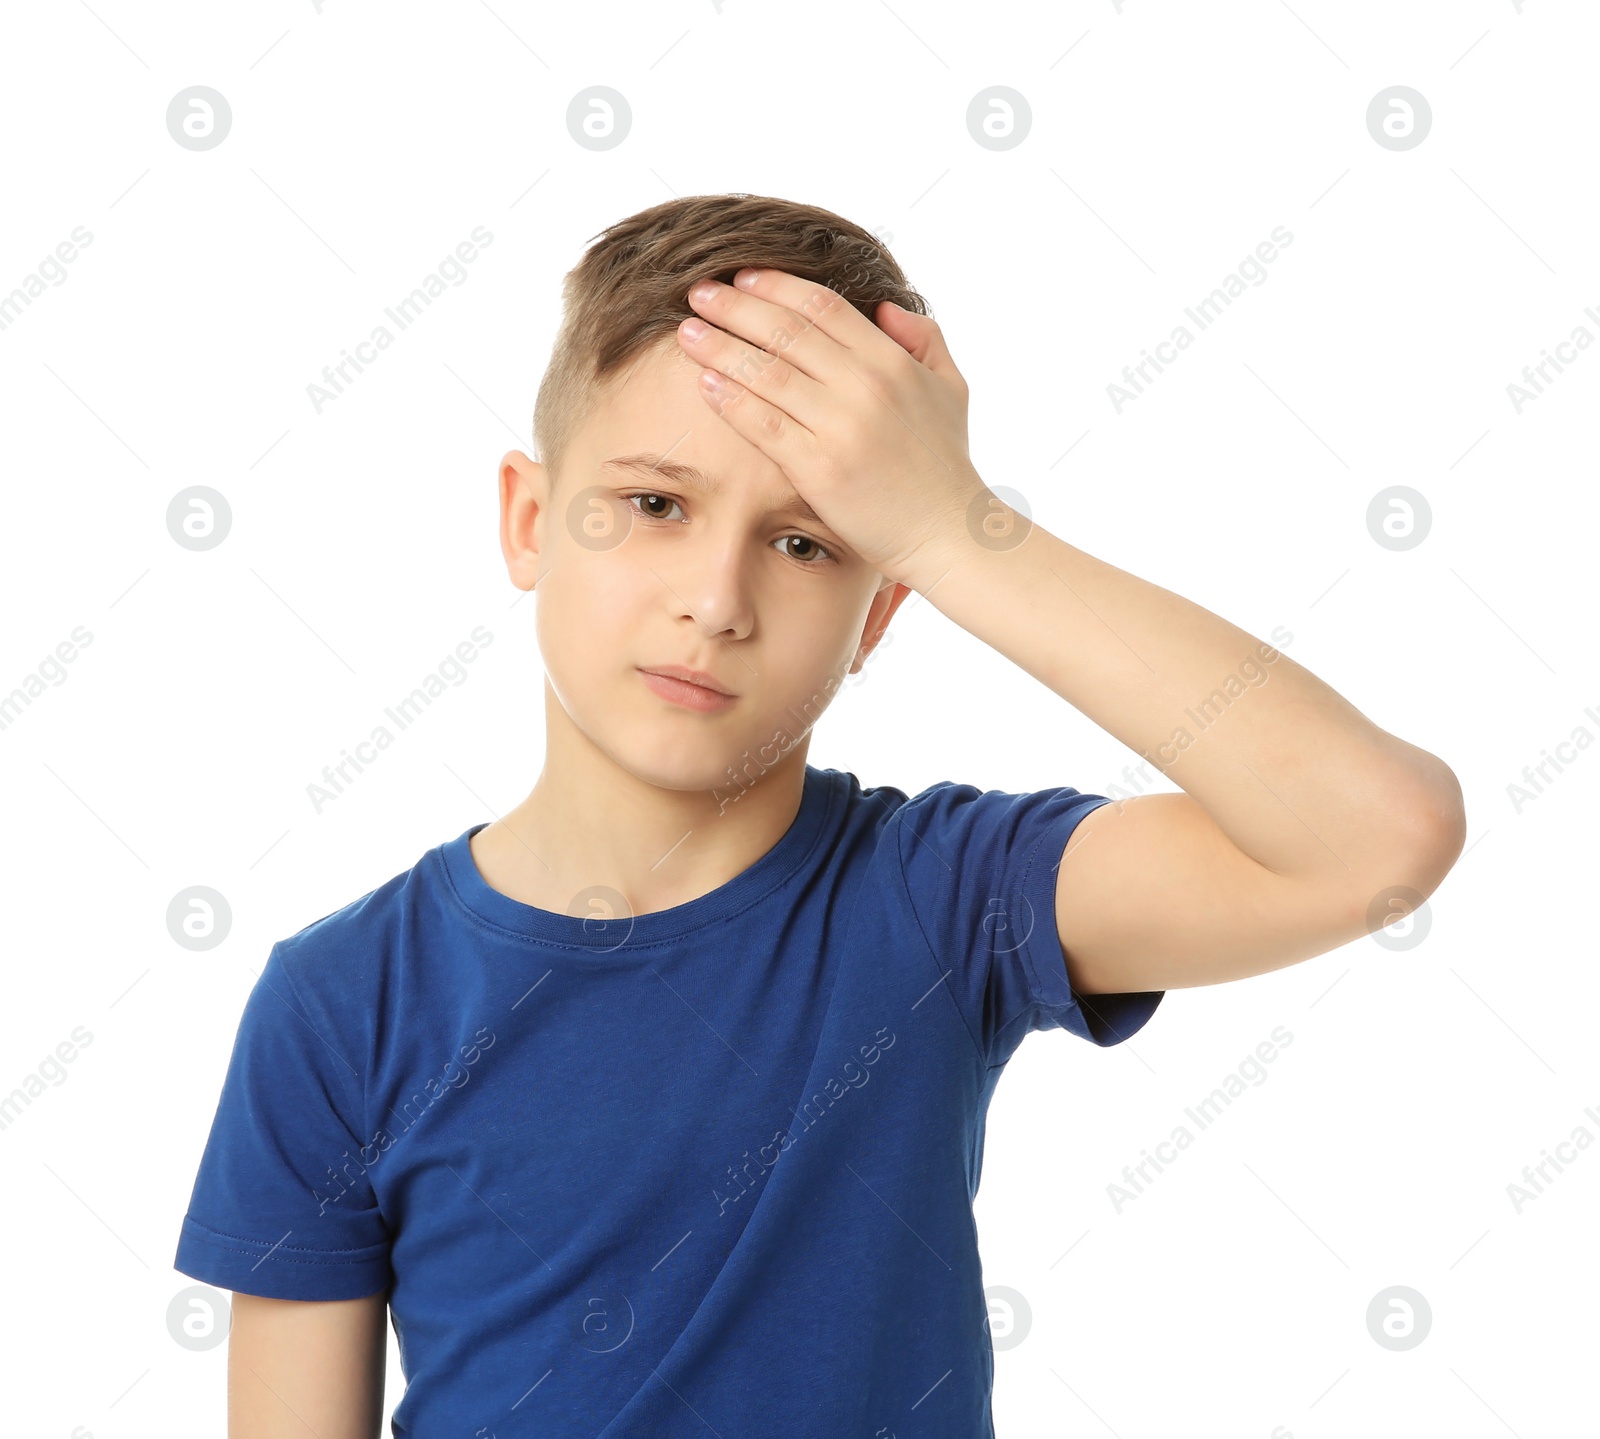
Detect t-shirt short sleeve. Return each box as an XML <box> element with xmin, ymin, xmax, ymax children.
<box><xmin>891</xmin><ymin>781</ymin><xmax>1163</xmax><ymax>1069</ymax></box>
<box><xmin>173</xmin><ymin>941</ymin><xmax>392</xmax><ymax>1300</ymax></box>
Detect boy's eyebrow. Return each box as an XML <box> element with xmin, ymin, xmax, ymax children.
<box><xmin>600</xmin><ymin>452</ymin><xmax>827</xmax><ymax>529</ymax></box>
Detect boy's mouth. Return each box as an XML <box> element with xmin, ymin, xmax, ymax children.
<box><xmin>637</xmin><ymin>666</ymin><xmax>739</xmax><ymax>712</ymax></box>
<box><xmin>638</xmin><ymin>664</ymin><xmax>736</xmax><ymax>696</ymax></box>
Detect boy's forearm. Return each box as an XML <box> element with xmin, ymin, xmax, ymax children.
<box><xmin>901</xmin><ymin>510</ymin><xmax>1465</xmax><ymax>888</ymax></box>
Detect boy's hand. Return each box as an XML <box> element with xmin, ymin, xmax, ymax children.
<box><xmin>676</xmin><ymin>267</ymin><xmax>989</xmax><ymax>587</ymax></box>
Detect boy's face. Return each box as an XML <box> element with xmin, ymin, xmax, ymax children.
<box><xmin>498</xmin><ymin>341</ymin><xmax>912</xmax><ymax>792</ymax></box>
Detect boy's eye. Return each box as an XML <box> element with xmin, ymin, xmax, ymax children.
<box><xmin>774</xmin><ymin>535</ymin><xmax>833</xmax><ymax>565</ymax></box>
<box><xmin>622</xmin><ymin>493</ymin><xmax>835</xmax><ymax>566</ymax></box>
<box><xmin>626</xmin><ymin>492</ymin><xmax>682</xmax><ymax>522</ymax></box>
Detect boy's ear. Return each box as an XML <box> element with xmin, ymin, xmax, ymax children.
<box><xmin>498</xmin><ymin>449</ymin><xmax>547</xmax><ymax>591</ymax></box>
<box><xmin>851</xmin><ymin>580</ymin><xmax>914</xmax><ymax>673</ymax></box>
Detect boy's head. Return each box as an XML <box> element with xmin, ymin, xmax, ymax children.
<box><xmin>498</xmin><ymin>193</ymin><xmax>930</xmax><ymax>795</ymax></box>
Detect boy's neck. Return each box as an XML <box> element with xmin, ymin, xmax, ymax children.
<box><xmin>466</xmin><ymin>743</ymin><xmax>812</xmax><ymax>921</ymax></box>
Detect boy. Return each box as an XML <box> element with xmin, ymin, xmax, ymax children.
<box><xmin>173</xmin><ymin>193</ymin><xmax>1466</xmax><ymax>1436</ymax></box>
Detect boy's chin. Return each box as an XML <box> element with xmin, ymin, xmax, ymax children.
<box><xmin>604</xmin><ymin>719</ymin><xmax>803</xmax><ymax>791</ymax></box>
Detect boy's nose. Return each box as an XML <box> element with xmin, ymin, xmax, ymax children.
<box><xmin>662</xmin><ymin>552</ymin><xmax>755</xmax><ymax>642</ymax></box>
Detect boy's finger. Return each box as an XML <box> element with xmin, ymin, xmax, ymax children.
<box><xmin>686</xmin><ymin>275</ymin><xmax>851</xmax><ymax>386</ymax></box>
<box><xmin>696</xmin><ymin>369</ymin><xmax>816</xmax><ymax>477</ymax></box>
<box><xmin>874</xmin><ymin>302</ymin><xmax>967</xmax><ymax>389</ymax></box>
<box><xmin>678</xmin><ymin>316</ymin><xmax>828</xmax><ymax>431</ymax></box>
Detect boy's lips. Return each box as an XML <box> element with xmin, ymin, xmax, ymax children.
<box><xmin>637</xmin><ymin>667</ymin><xmax>739</xmax><ymax>713</ymax></box>
<box><xmin>638</xmin><ymin>664</ymin><xmax>736</xmax><ymax>697</ymax></box>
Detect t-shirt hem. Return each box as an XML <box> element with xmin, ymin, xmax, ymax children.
<box><xmin>1016</xmin><ymin>798</ymin><xmax>1164</xmax><ymax>1051</ymax></box>
<box><xmin>174</xmin><ymin>1213</ymin><xmax>391</xmax><ymax>1301</ymax></box>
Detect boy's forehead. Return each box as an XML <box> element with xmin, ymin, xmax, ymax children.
<box><xmin>599</xmin><ymin>451</ymin><xmax>827</xmax><ymax>529</ymax></box>
<box><xmin>583</xmin><ymin>345</ymin><xmax>826</xmax><ymax>527</ymax></box>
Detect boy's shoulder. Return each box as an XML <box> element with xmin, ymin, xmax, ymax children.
<box><xmin>850</xmin><ymin>769</ymin><xmax>1103</xmax><ymax>845</ymax></box>
<box><xmin>268</xmin><ymin>828</ymin><xmax>453</xmax><ymax>998</ymax></box>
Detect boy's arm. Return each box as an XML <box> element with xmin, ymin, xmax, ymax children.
<box><xmin>900</xmin><ymin>523</ymin><xmax>1466</xmax><ymax>995</ymax></box>
<box><xmin>671</xmin><ymin>268</ymin><xmax>1466</xmax><ymax>995</ymax></box>
<box><xmin>228</xmin><ymin>1290</ymin><xmax>388</xmax><ymax>1438</ymax></box>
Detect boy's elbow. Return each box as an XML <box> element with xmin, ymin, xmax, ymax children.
<box><xmin>1393</xmin><ymin>756</ymin><xmax>1469</xmax><ymax>898</ymax></box>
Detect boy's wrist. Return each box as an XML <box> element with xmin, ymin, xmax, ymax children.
<box><xmin>891</xmin><ymin>476</ymin><xmax>1023</xmax><ymax>595</ymax></box>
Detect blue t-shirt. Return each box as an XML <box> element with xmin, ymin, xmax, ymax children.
<box><xmin>174</xmin><ymin>765</ymin><xmax>1162</xmax><ymax>1436</ymax></box>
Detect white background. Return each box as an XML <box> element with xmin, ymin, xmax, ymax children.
<box><xmin>1</xmin><ymin>1</ymin><xmax>1594</xmax><ymax>1435</ymax></box>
